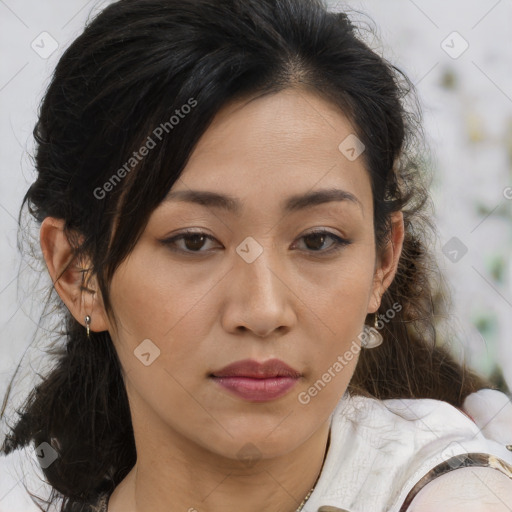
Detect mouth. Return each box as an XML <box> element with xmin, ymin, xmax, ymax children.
<box><xmin>209</xmin><ymin>358</ymin><xmax>301</xmax><ymax>402</ymax></box>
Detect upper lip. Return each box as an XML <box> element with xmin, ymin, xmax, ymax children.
<box><xmin>210</xmin><ymin>358</ymin><xmax>301</xmax><ymax>379</ymax></box>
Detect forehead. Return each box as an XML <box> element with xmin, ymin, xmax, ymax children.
<box><xmin>170</xmin><ymin>88</ymin><xmax>372</xmax><ymax>218</ymax></box>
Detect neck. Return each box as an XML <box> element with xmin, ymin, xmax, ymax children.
<box><xmin>108</xmin><ymin>411</ymin><xmax>331</xmax><ymax>512</ymax></box>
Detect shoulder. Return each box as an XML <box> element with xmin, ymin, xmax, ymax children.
<box><xmin>405</xmin><ymin>466</ymin><xmax>512</xmax><ymax>511</ymax></box>
<box><xmin>325</xmin><ymin>393</ymin><xmax>512</xmax><ymax>511</ymax></box>
<box><xmin>333</xmin><ymin>392</ymin><xmax>482</xmax><ymax>444</ymax></box>
<box><xmin>339</xmin><ymin>392</ymin><xmax>475</xmax><ymax>426</ymax></box>
<box><xmin>462</xmin><ymin>388</ymin><xmax>512</xmax><ymax>445</ymax></box>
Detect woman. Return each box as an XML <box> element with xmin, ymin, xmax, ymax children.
<box><xmin>1</xmin><ymin>0</ymin><xmax>511</xmax><ymax>511</ymax></box>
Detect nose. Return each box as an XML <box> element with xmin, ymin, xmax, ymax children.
<box><xmin>221</xmin><ymin>243</ymin><xmax>296</xmax><ymax>338</ymax></box>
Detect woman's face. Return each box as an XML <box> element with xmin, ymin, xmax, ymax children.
<box><xmin>107</xmin><ymin>88</ymin><xmax>401</xmax><ymax>462</ymax></box>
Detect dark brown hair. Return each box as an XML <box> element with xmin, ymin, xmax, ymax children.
<box><xmin>1</xmin><ymin>0</ymin><xmax>491</xmax><ymax>510</ymax></box>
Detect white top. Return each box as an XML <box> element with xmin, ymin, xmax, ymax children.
<box><xmin>92</xmin><ymin>389</ymin><xmax>512</xmax><ymax>512</ymax></box>
<box><xmin>304</xmin><ymin>389</ymin><xmax>512</xmax><ymax>512</ymax></box>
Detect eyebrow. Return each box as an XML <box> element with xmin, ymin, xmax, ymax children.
<box><xmin>164</xmin><ymin>187</ymin><xmax>363</xmax><ymax>214</ymax></box>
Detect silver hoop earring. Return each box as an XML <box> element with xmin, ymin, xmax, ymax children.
<box><xmin>85</xmin><ymin>315</ymin><xmax>91</xmax><ymax>338</ymax></box>
<box><xmin>361</xmin><ymin>313</ymin><xmax>383</xmax><ymax>349</ymax></box>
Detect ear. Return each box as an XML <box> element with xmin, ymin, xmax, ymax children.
<box><xmin>40</xmin><ymin>217</ymin><xmax>109</xmax><ymax>334</ymax></box>
<box><xmin>367</xmin><ymin>211</ymin><xmax>405</xmax><ymax>314</ymax></box>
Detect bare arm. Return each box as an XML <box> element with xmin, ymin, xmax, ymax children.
<box><xmin>407</xmin><ymin>467</ymin><xmax>512</xmax><ymax>512</ymax></box>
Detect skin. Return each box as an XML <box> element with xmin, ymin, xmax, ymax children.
<box><xmin>40</xmin><ymin>87</ymin><xmax>405</xmax><ymax>512</ymax></box>
<box><xmin>408</xmin><ymin>467</ymin><xmax>512</xmax><ymax>511</ymax></box>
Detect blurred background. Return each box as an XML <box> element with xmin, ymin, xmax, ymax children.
<box><xmin>1</xmin><ymin>0</ymin><xmax>511</xmax><ymax>510</ymax></box>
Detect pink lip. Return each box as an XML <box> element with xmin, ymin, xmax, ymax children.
<box><xmin>209</xmin><ymin>358</ymin><xmax>301</xmax><ymax>402</ymax></box>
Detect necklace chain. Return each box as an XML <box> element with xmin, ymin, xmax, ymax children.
<box><xmin>295</xmin><ymin>427</ymin><xmax>330</xmax><ymax>511</ymax></box>
<box><xmin>103</xmin><ymin>484</ymin><xmax>316</xmax><ymax>512</ymax></box>
<box><xmin>295</xmin><ymin>486</ymin><xmax>315</xmax><ymax>512</ymax></box>
<box><xmin>104</xmin><ymin>431</ymin><xmax>329</xmax><ymax>512</ymax></box>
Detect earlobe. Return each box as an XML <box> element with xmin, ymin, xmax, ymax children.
<box><xmin>39</xmin><ymin>217</ymin><xmax>109</xmax><ymax>334</ymax></box>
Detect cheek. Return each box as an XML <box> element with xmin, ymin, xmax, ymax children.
<box><xmin>297</xmin><ymin>251</ymin><xmax>375</xmax><ymax>387</ymax></box>
<box><xmin>109</xmin><ymin>233</ymin><xmax>375</xmax><ymax>393</ymax></box>
<box><xmin>299</xmin><ymin>249</ymin><xmax>375</xmax><ymax>328</ymax></box>
<box><xmin>109</xmin><ymin>244</ymin><xmax>216</xmax><ymax>339</ymax></box>
<box><xmin>104</xmin><ymin>236</ymin><xmax>375</xmax><ymax>457</ymax></box>
<box><xmin>107</xmin><ymin>242</ymin><xmax>228</xmax><ymax>387</ymax></box>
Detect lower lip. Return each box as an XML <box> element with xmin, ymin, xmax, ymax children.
<box><xmin>210</xmin><ymin>376</ymin><xmax>299</xmax><ymax>402</ymax></box>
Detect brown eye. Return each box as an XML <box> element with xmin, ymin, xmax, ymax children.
<box><xmin>303</xmin><ymin>232</ymin><xmax>330</xmax><ymax>251</ymax></box>
<box><xmin>160</xmin><ymin>229</ymin><xmax>351</xmax><ymax>257</ymax></box>
<box><xmin>294</xmin><ymin>229</ymin><xmax>352</xmax><ymax>254</ymax></box>
<box><xmin>160</xmin><ymin>231</ymin><xmax>220</xmax><ymax>254</ymax></box>
<box><xmin>182</xmin><ymin>233</ymin><xmax>208</xmax><ymax>251</ymax></box>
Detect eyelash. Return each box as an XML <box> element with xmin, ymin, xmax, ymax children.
<box><xmin>160</xmin><ymin>228</ymin><xmax>352</xmax><ymax>256</ymax></box>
